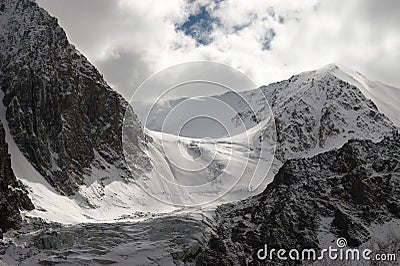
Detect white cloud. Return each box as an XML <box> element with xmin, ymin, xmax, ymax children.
<box><xmin>269</xmin><ymin>0</ymin><xmax>400</xmax><ymax>86</ymax></box>
<box><xmin>37</xmin><ymin>0</ymin><xmax>400</xmax><ymax>99</ymax></box>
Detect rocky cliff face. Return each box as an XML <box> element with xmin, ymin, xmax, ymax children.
<box><xmin>0</xmin><ymin>0</ymin><xmax>149</xmax><ymax>195</ymax></box>
<box><xmin>196</xmin><ymin>133</ymin><xmax>400</xmax><ymax>265</ymax></box>
<box><xmin>0</xmin><ymin>121</ymin><xmax>33</xmax><ymax>235</ymax></box>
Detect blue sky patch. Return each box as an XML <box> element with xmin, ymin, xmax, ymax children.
<box><xmin>177</xmin><ymin>6</ymin><xmax>219</xmax><ymax>45</ymax></box>
<box><xmin>261</xmin><ymin>28</ymin><xmax>276</xmax><ymax>50</ymax></box>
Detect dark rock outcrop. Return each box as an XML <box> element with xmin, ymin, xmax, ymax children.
<box><xmin>197</xmin><ymin>133</ymin><xmax>400</xmax><ymax>265</ymax></box>
<box><xmin>0</xmin><ymin>121</ymin><xmax>33</xmax><ymax>235</ymax></box>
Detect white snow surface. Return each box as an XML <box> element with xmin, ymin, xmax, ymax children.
<box><xmin>135</xmin><ymin>125</ymin><xmax>277</xmax><ymax>207</ymax></box>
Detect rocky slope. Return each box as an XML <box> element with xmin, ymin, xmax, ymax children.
<box><xmin>243</xmin><ymin>65</ymin><xmax>397</xmax><ymax>161</ymax></box>
<box><xmin>196</xmin><ymin>133</ymin><xmax>400</xmax><ymax>265</ymax></box>
<box><xmin>0</xmin><ymin>120</ymin><xmax>33</xmax><ymax>236</ymax></box>
<box><xmin>0</xmin><ymin>0</ymin><xmax>149</xmax><ymax>196</ymax></box>
<box><xmin>326</xmin><ymin>64</ymin><xmax>400</xmax><ymax>128</ymax></box>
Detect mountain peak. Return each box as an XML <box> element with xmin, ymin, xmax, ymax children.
<box><xmin>256</xmin><ymin>65</ymin><xmax>397</xmax><ymax>161</ymax></box>
<box><xmin>315</xmin><ymin>64</ymin><xmax>400</xmax><ymax>127</ymax></box>
<box><xmin>313</xmin><ymin>63</ymin><xmax>364</xmax><ymax>81</ymax></box>
<box><xmin>317</xmin><ymin>63</ymin><xmax>341</xmax><ymax>73</ymax></box>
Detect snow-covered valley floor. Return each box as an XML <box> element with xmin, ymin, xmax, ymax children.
<box><xmin>0</xmin><ymin>213</ymin><xmax>213</xmax><ymax>266</ymax></box>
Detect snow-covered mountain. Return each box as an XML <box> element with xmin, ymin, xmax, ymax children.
<box><xmin>327</xmin><ymin>64</ymin><xmax>400</xmax><ymax>127</ymax></box>
<box><xmin>133</xmin><ymin>91</ymin><xmax>260</xmax><ymax>139</ymax></box>
<box><xmin>1</xmin><ymin>0</ymin><xmax>392</xmax><ymax>217</ymax></box>
<box><xmin>138</xmin><ymin>64</ymin><xmax>397</xmax><ymax>163</ymax></box>
<box><xmin>256</xmin><ymin>64</ymin><xmax>397</xmax><ymax>161</ymax></box>
<box><xmin>131</xmin><ymin>64</ymin><xmax>398</xmax><ymax>208</ymax></box>
<box><xmin>0</xmin><ymin>0</ymin><xmax>397</xmax><ymax>220</ymax></box>
<box><xmin>1</xmin><ymin>0</ymin><xmax>400</xmax><ymax>264</ymax></box>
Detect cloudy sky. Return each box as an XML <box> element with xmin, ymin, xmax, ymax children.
<box><xmin>36</xmin><ymin>0</ymin><xmax>400</xmax><ymax>99</ymax></box>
